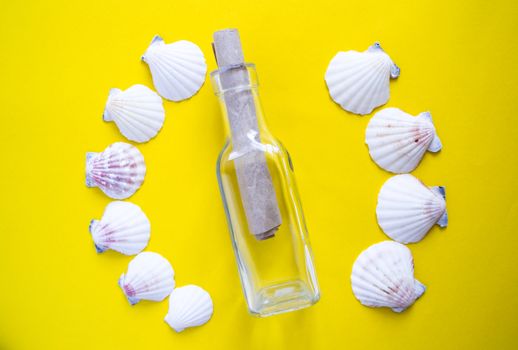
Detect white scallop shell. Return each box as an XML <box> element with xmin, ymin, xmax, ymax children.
<box><xmin>351</xmin><ymin>241</ymin><xmax>426</xmax><ymax>312</ymax></box>
<box><xmin>119</xmin><ymin>252</ymin><xmax>175</xmax><ymax>305</ymax></box>
<box><xmin>103</xmin><ymin>84</ymin><xmax>165</xmax><ymax>143</ymax></box>
<box><xmin>325</xmin><ymin>42</ymin><xmax>400</xmax><ymax>115</ymax></box>
<box><xmin>86</xmin><ymin>142</ymin><xmax>146</xmax><ymax>200</ymax></box>
<box><xmin>376</xmin><ymin>174</ymin><xmax>448</xmax><ymax>244</ymax></box>
<box><xmin>365</xmin><ymin>107</ymin><xmax>442</xmax><ymax>173</ymax></box>
<box><xmin>165</xmin><ymin>285</ymin><xmax>213</xmax><ymax>332</ymax></box>
<box><xmin>142</xmin><ymin>35</ymin><xmax>207</xmax><ymax>102</ymax></box>
<box><xmin>89</xmin><ymin>201</ymin><xmax>150</xmax><ymax>255</ymax></box>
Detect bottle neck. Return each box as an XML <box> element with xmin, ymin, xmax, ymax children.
<box><xmin>211</xmin><ymin>64</ymin><xmax>270</xmax><ymax>148</ymax></box>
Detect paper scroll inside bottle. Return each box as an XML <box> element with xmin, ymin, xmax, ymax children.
<box><xmin>212</xmin><ymin>29</ymin><xmax>282</xmax><ymax>240</ymax></box>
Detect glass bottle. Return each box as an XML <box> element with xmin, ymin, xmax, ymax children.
<box><xmin>211</xmin><ymin>64</ymin><xmax>320</xmax><ymax>317</ymax></box>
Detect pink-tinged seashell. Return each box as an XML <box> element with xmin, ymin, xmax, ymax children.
<box><xmin>86</xmin><ymin>142</ymin><xmax>146</xmax><ymax>199</ymax></box>
<box><xmin>365</xmin><ymin>107</ymin><xmax>442</xmax><ymax>173</ymax></box>
<box><xmin>89</xmin><ymin>201</ymin><xmax>150</xmax><ymax>255</ymax></box>
<box><xmin>119</xmin><ymin>252</ymin><xmax>175</xmax><ymax>305</ymax></box>
<box><xmin>351</xmin><ymin>241</ymin><xmax>426</xmax><ymax>312</ymax></box>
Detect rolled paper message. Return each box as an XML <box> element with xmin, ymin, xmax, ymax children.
<box><xmin>212</xmin><ymin>29</ymin><xmax>282</xmax><ymax>240</ymax></box>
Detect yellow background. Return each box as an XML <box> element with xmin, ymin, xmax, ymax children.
<box><xmin>1</xmin><ymin>0</ymin><xmax>517</xmax><ymax>349</ymax></box>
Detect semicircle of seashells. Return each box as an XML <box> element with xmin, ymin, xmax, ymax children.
<box><xmin>376</xmin><ymin>174</ymin><xmax>448</xmax><ymax>244</ymax></box>
<box><xmin>365</xmin><ymin>107</ymin><xmax>442</xmax><ymax>174</ymax></box>
<box><xmin>86</xmin><ymin>142</ymin><xmax>146</xmax><ymax>199</ymax></box>
<box><xmin>325</xmin><ymin>42</ymin><xmax>400</xmax><ymax>115</ymax></box>
<box><xmin>142</xmin><ymin>35</ymin><xmax>207</xmax><ymax>102</ymax></box>
<box><xmin>103</xmin><ymin>84</ymin><xmax>165</xmax><ymax>143</ymax></box>
<box><xmin>89</xmin><ymin>201</ymin><xmax>151</xmax><ymax>255</ymax></box>
<box><xmin>351</xmin><ymin>241</ymin><xmax>426</xmax><ymax>312</ymax></box>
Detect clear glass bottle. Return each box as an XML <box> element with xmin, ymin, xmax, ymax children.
<box><xmin>211</xmin><ymin>64</ymin><xmax>320</xmax><ymax>317</ymax></box>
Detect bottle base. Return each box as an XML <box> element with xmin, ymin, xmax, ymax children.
<box><xmin>248</xmin><ymin>280</ymin><xmax>320</xmax><ymax>317</ymax></box>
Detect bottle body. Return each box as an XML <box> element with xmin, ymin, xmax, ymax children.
<box><xmin>212</xmin><ymin>64</ymin><xmax>319</xmax><ymax>316</ymax></box>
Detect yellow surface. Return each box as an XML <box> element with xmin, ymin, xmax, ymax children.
<box><xmin>1</xmin><ymin>0</ymin><xmax>517</xmax><ymax>349</ymax></box>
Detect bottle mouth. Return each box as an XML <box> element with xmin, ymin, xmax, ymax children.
<box><xmin>210</xmin><ymin>63</ymin><xmax>258</xmax><ymax>96</ymax></box>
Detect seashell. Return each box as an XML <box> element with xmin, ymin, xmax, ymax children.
<box><xmin>165</xmin><ymin>285</ymin><xmax>213</xmax><ymax>332</ymax></box>
<box><xmin>351</xmin><ymin>241</ymin><xmax>426</xmax><ymax>312</ymax></box>
<box><xmin>89</xmin><ymin>201</ymin><xmax>150</xmax><ymax>255</ymax></box>
<box><xmin>119</xmin><ymin>252</ymin><xmax>175</xmax><ymax>305</ymax></box>
<box><xmin>325</xmin><ymin>42</ymin><xmax>400</xmax><ymax>115</ymax></box>
<box><xmin>376</xmin><ymin>174</ymin><xmax>447</xmax><ymax>244</ymax></box>
<box><xmin>86</xmin><ymin>142</ymin><xmax>146</xmax><ymax>200</ymax></box>
<box><xmin>365</xmin><ymin>107</ymin><xmax>442</xmax><ymax>173</ymax></box>
<box><xmin>142</xmin><ymin>35</ymin><xmax>207</xmax><ymax>102</ymax></box>
<box><xmin>103</xmin><ymin>84</ymin><xmax>165</xmax><ymax>143</ymax></box>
